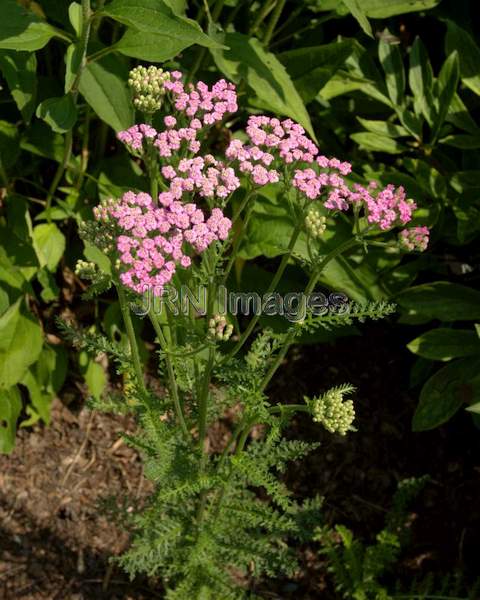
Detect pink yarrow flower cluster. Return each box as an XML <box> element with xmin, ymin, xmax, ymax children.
<box><xmin>349</xmin><ymin>182</ymin><xmax>416</xmax><ymax>230</ymax></box>
<box><xmin>161</xmin><ymin>155</ymin><xmax>240</xmax><ymax>201</ymax></box>
<box><xmin>94</xmin><ymin>191</ymin><xmax>231</xmax><ymax>295</ymax></box>
<box><xmin>399</xmin><ymin>226</ymin><xmax>430</xmax><ymax>251</ymax></box>
<box><xmin>164</xmin><ymin>71</ymin><xmax>238</xmax><ymax>126</ymax></box>
<box><xmin>117</xmin><ymin>124</ymin><xmax>157</xmax><ymax>153</ymax></box>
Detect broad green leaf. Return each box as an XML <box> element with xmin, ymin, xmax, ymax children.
<box><xmin>84</xmin><ymin>242</ymin><xmax>112</xmax><ymax>275</ymax></box>
<box><xmin>279</xmin><ymin>41</ymin><xmax>355</xmax><ymax>103</ymax></box>
<box><xmin>68</xmin><ymin>2</ymin><xmax>82</xmax><ymax>36</ymax></box>
<box><xmin>350</xmin><ymin>132</ymin><xmax>407</xmax><ymax>154</ymax></box>
<box><xmin>466</xmin><ymin>402</ymin><xmax>480</xmax><ymax>415</ymax></box>
<box><xmin>397</xmin><ymin>281</ymin><xmax>480</xmax><ymax>323</ymax></box>
<box><xmin>32</xmin><ymin>223</ymin><xmax>66</xmax><ymax>271</ymax></box>
<box><xmin>357</xmin><ymin>117</ymin><xmax>408</xmax><ymax>138</ymax></box>
<box><xmin>445</xmin><ymin>20</ymin><xmax>480</xmax><ymax>97</ymax></box>
<box><xmin>342</xmin><ymin>0</ymin><xmax>373</xmax><ymax>37</ymax></box>
<box><xmin>446</xmin><ymin>93</ymin><xmax>479</xmax><ymax>134</ymax></box>
<box><xmin>346</xmin><ymin>0</ymin><xmax>440</xmax><ymax>17</ymax></box>
<box><xmin>65</xmin><ymin>43</ymin><xmax>83</xmax><ymax>92</ymax></box>
<box><xmin>0</xmin><ymin>0</ymin><xmax>67</xmax><ymax>51</ymax></box>
<box><xmin>79</xmin><ymin>53</ymin><xmax>134</xmax><ymax>132</ymax></box>
<box><xmin>20</xmin><ymin>120</ymin><xmax>66</xmax><ymax>162</ymax></box>
<box><xmin>37</xmin><ymin>267</ymin><xmax>60</xmax><ymax>302</ymax></box>
<box><xmin>116</xmin><ymin>28</ymin><xmax>207</xmax><ymax>62</ymax></box>
<box><xmin>431</xmin><ymin>51</ymin><xmax>460</xmax><ymax>142</ymax></box>
<box><xmin>378</xmin><ymin>33</ymin><xmax>405</xmax><ymax>107</ymax></box>
<box><xmin>101</xmin><ymin>0</ymin><xmax>221</xmax><ymax>51</ymax></box>
<box><xmin>0</xmin><ymin>50</ymin><xmax>37</xmax><ymax>121</ymax></box>
<box><xmin>439</xmin><ymin>134</ymin><xmax>480</xmax><ymax>149</ymax></box>
<box><xmin>408</xmin><ymin>37</ymin><xmax>434</xmax><ymax>125</ymax></box>
<box><xmin>21</xmin><ymin>345</ymin><xmax>67</xmax><ymax>425</ymax></box>
<box><xmin>408</xmin><ymin>328</ymin><xmax>480</xmax><ymax>361</ymax></box>
<box><xmin>342</xmin><ymin>41</ymin><xmax>391</xmax><ymax>105</ymax></box>
<box><xmin>0</xmin><ymin>120</ymin><xmax>20</xmax><ymax>169</ymax></box>
<box><xmin>0</xmin><ymin>299</ymin><xmax>43</xmax><ymax>389</ymax></box>
<box><xmin>450</xmin><ymin>171</ymin><xmax>480</xmax><ymax>193</ymax></box>
<box><xmin>412</xmin><ymin>357</ymin><xmax>480</xmax><ymax>431</ymax></box>
<box><xmin>36</xmin><ymin>94</ymin><xmax>78</xmax><ymax>133</ymax></box>
<box><xmin>0</xmin><ymin>386</ymin><xmax>22</xmax><ymax>453</ymax></box>
<box><xmin>79</xmin><ymin>351</ymin><xmax>106</xmax><ymax>401</ymax></box>
<box><xmin>211</xmin><ymin>32</ymin><xmax>315</xmax><ymax>140</ymax></box>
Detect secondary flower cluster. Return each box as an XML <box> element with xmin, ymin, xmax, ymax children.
<box><xmin>309</xmin><ymin>385</ymin><xmax>356</xmax><ymax>436</ymax></box>
<box><xmin>164</xmin><ymin>72</ymin><xmax>238</xmax><ymax>125</ymax></box>
<box><xmin>399</xmin><ymin>226</ymin><xmax>430</xmax><ymax>252</ymax></box>
<box><xmin>117</xmin><ymin>124</ymin><xmax>157</xmax><ymax>154</ymax></box>
<box><xmin>160</xmin><ymin>156</ymin><xmax>240</xmax><ymax>202</ymax></box>
<box><xmin>93</xmin><ymin>191</ymin><xmax>231</xmax><ymax>295</ymax></box>
<box><xmin>128</xmin><ymin>65</ymin><xmax>170</xmax><ymax>113</ymax></box>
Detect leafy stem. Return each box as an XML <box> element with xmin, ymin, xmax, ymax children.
<box><xmin>149</xmin><ymin>310</ymin><xmax>190</xmax><ymax>440</ymax></box>
<box><xmin>116</xmin><ymin>283</ymin><xmax>147</xmax><ymax>396</ymax></box>
<box><xmin>259</xmin><ymin>236</ymin><xmax>361</xmax><ymax>392</ymax></box>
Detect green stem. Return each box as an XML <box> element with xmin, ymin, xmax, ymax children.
<box><xmin>87</xmin><ymin>43</ymin><xmax>118</xmax><ymax>63</ymax></box>
<box><xmin>251</xmin><ymin>0</ymin><xmax>276</xmax><ymax>36</ymax></box>
<box><xmin>149</xmin><ymin>310</ymin><xmax>189</xmax><ymax>439</ymax></box>
<box><xmin>226</xmin><ymin>216</ymin><xmax>304</xmax><ymax>360</ymax></box>
<box><xmin>116</xmin><ymin>284</ymin><xmax>147</xmax><ymax>396</ymax></box>
<box><xmin>263</xmin><ymin>0</ymin><xmax>286</xmax><ymax>46</ymax></box>
<box><xmin>221</xmin><ymin>190</ymin><xmax>256</xmax><ymax>284</ymax></box>
<box><xmin>259</xmin><ymin>237</ymin><xmax>360</xmax><ymax>392</ymax></box>
<box><xmin>197</xmin><ymin>345</ymin><xmax>216</xmax><ymax>453</ymax></box>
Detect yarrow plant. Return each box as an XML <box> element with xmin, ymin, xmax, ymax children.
<box><xmin>71</xmin><ymin>65</ymin><xmax>430</xmax><ymax>598</ymax></box>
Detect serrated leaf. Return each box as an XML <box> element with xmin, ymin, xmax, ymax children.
<box><xmin>0</xmin><ymin>386</ymin><xmax>22</xmax><ymax>453</ymax></box>
<box><xmin>412</xmin><ymin>358</ymin><xmax>480</xmax><ymax>431</ymax></box>
<box><xmin>0</xmin><ymin>50</ymin><xmax>37</xmax><ymax>121</ymax></box>
<box><xmin>78</xmin><ymin>53</ymin><xmax>134</xmax><ymax>132</ymax></box>
<box><xmin>32</xmin><ymin>223</ymin><xmax>66</xmax><ymax>271</ymax></box>
<box><xmin>36</xmin><ymin>94</ymin><xmax>78</xmax><ymax>133</ymax></box>
<box><xmin>407</xmin><ymin>328</ymin><xmax>480</xmax><ymax>361</ymax></box>
<box><xmin>211</xmin><ymin>32</ymin><xmax>315</xmax><ymax>140</ymax></box>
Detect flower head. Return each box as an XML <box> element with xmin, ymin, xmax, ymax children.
<box><xmin>308</xmin><ymin>384</ymin><xmax>356</xmax><ymax>436</ymax></box>
<box><xmin>128</xmin><ymin>65</ymin><xmax>170</xmax><ymax>113</ymax></box>
<box><xmin>399</xmin><ymin>226</ymin><xmax>430</xmax><ymax>252</ymax></box>
<box><xmin>94</xmin><ymin>191</ymin><xmax>231</xmax><ymax>296</ymax></box>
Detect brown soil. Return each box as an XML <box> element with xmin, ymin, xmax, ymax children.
<box><xmin>1</xmin><ymin>323</ymin><xmax>479</xmax><ymax>599</ymax></box>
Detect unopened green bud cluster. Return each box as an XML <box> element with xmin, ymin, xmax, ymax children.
<box><xmin>128</xmin><ymin>66</ymin><xmax>170</xmax><ymax>113</ymax></box>
<box><xmin>208</xmin><ymin>314</ymin><xmax>233</xmax><ymax>341</ymax></box>
<box><xmin>305</xmin><ymin>208</ymin><xmax>327</xmax><ymax>238</ymax></box>
<box><xmin>75</xmin><ymin>260</ymin><xmax>97</xmax><ymax>280</ymax></box>
<box><xmin>309</xmin><ymin>385</ymin><xmax>355</xmax><ymax>436</ymax></box>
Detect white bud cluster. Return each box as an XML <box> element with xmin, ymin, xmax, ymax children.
<box><xmin>75</xmin><ymin>260</ymin><xmax>97</xmax><ymax>280</ymax></box>
<box><xmin>305</xmin><ymin>208</ymin><xmax>327</xmax><ymax>239</ymax></box>
<box><xmin>128</xmin><ymin>65</ymin><xmax>170</xmax><ymax>113</ymax></box>
<box><xmin>208</xmin><ymin>314</ymin><xmax>233</xmax><ymax>341</ymax></box>
<box><xmin>310</xmin><ymin>386</ymin><xmax>355</xmax><ymax>436</ymax></box>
